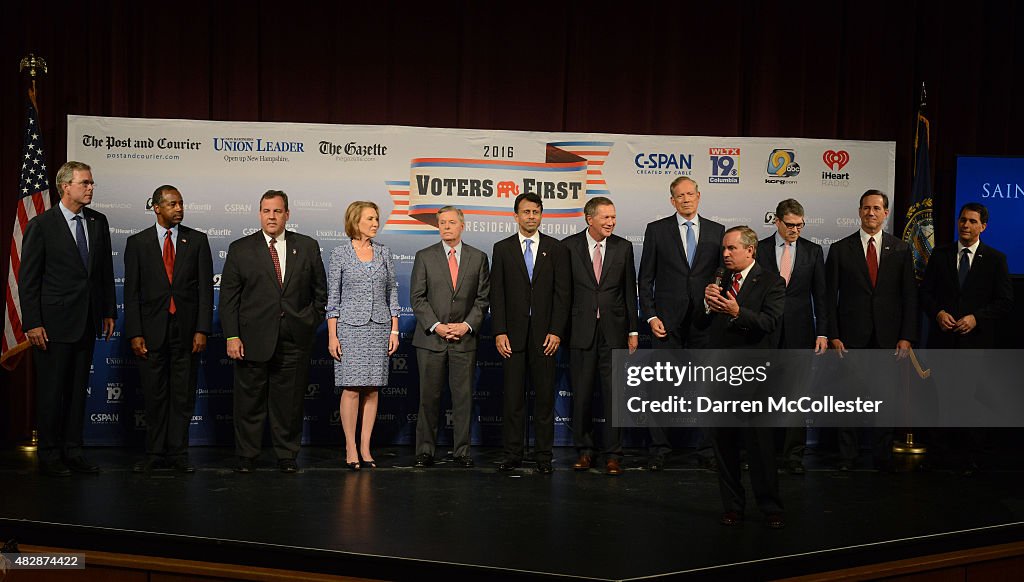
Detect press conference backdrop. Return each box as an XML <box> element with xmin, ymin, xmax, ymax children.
<box><xmin>66</xmin><ymin>116</ymin><xmax>895</xmax><ymax>447</ymax></box>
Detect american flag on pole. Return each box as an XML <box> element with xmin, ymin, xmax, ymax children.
<box><xmin>2</xmin><ymin>98</ymin><xmax>51</xmax><ymax>369</ymax></box>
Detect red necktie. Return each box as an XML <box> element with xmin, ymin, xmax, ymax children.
<box><xmin>448</xmin><ymin>248</ymin><xmax>458</xmax><ymax>289</ymax></box>
<box><xmin>866</xmin><ymin>236</ymin><xmax>878</xmax><ymax>288</ymax></box>
<box><xmin>269</xmin><ymin>238</ymin><xmax>283</xmax><ymax>287</ymax></box>
<box><xmin>731</xmin><ymin>272</ymin><xmax>742</xmax><ymax>298</ymax></box>
<box><xmin>163</xmin><ymin>229</ymin><xmax>176</xmax><ymax>314</ymax></box>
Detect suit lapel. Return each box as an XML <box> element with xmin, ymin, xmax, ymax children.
<box><xmin>574</xmin><ymin>235</ymin><xmax>598</xmax><ymax>286</ymax></box>
<box><xmin>673</xmin><ymin>216</ymin><xmax>690</xmax><ymax>272</ymax></box>
<box><xmin>512</xmin><ymin>236</ymin><xmax>532</xmax><ymax>285</ymax></box>
<box><xmin>281</xmin><ymin>235</ymin><xmax>300</xmax><ymax>292</ymax></box>
<box><xmin>172</xmin><ymin>226</ymin><xmax>190</xmax><ymax>283</ymax></box>
<box><xmin>438</xmin><ymin>242</ymin><xmax>457</xmax><ymax>293</ymax></box>
<box><xmin>736</xmin><ymin>263</ymin><xmax>761</xmax><ymax>304</ymax></box>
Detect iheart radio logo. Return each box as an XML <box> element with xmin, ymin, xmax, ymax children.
<box><xmin>822</xmin><ymin>150</ymin><xmax>850</xmax><ymax>171</ymax></box>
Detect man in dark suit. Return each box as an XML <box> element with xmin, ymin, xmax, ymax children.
<box><xmin>638</xmin><ymin>176</ymin><xmax>724</xmax><ymax>470</ymax></box>
<box><xmin>920</xmin><ymin>202</ymin><xmax>1012</xmax><ymax>473</ymax></box>
<box><xmin>219</xmin><ymin>190</ymin><xmax>327</xmax><ymax>474</ymax></box>
<box><xmin>490</xmin><ymin>192</ymin><xmax>571</xmax><ymax>474</ymax></box>
<box><xmin>20</xmin><ymin>161</ymin><xmax>116</xmax><ymax>476</ymax></box>
<box><xmin>701</xmin><ymin>226</ymin><xmax>786</xmax><ymax>529</ymax></box>
<box><xmin>755</xmin><ymin>198</ymin><xmax>828</xmax><ymax>475</ymax></box>
<box><xmin>563</xmin><ymin>196</ymin><xmax>638</xmax><ymax>475</ymax></box>
<box><xmin>921</xmin><ymin>202</ymin><xmax>1012</xmax><ymax>349</ymax></box>
<box><xmin>825</xmin><ymin>189</ymin><xmax>917</xmax><ymax>471</ymax></box>
<box><xmin>124</xmin><ymin>185</ymin><xmax>213</xmax><ymax>473</ymax></box>
<box><xmin>410</xmin><ymin>206</ymin><xmax>490</xmax><ymax>468</ymax></box>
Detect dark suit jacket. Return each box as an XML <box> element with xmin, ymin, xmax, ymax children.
<box><xmin>489</xmin><ymin>233</ymin><xmax>571</xmax><ymax>351</ymax></box>
<box><xmin>920</xmin><ymin>242</ymin><xmax>1013</xmax><ymax>349</ymax></box>
<box><xmin>638</xmin><ymin>214</ymin><xmax>724</xmax><ymax>332</ymax></box>
<box><xmin>123</xmin><ymin>225</ymin><xmax>214</xmax><ymax>350</ymax></box>
<box><xmin>756</xmin><ymin>235</ymin><xmax>827</xmax><ymax>348</ymax></box>
<box><xmin>410</xmin><ymin>241</ymin><xmax>490</xmax><ymax>352</ymax></box>
<box><xmin>218</xmin><ymin>230</ymin><xmax>328</xmax><ymax>362</ymax></box>
<box><xmin>20</xmin><ymin>204</ymin><xmax>117</xmax><ymax>342</ymax></box>
<box><xmin>562</xmin><ymin>231</ymin><xmax>639</xmax><ymax>349</ymax></box>
<box><xmin>825</xmin><ymin>231</ymin><xmax>918</xmax><ymax>348</ymax></box>
<box><xmin>697</xmin><ymin>262</ymin><xmax>786</xmax><ymax>348</ymax></box>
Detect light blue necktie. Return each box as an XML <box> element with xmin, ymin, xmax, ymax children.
<box><xmin>73</xmin><ymin>215</ymin><xmax>89</xmax><ymax>267</ymax></box>
<box><xmin>684</xmin><ymin>221</ymin><xmax>696</xmax><ymax>268</ymax></box>
<box><xmin>524</xmin><ymin>238</ymin><xmax>534</xmax><ymax>280</ymax></box>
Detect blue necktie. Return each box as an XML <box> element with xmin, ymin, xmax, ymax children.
<box><xmin>684</xmin><ymin>220</ymin><xmax>696</xmax><ymax>268</ymax></box>
<box><xmin>958</xmin><ymin>248</ymin><xmax>970</xmax><ymax>288</ymax></box>
<box><xmin>73</xmin><ymin>215</ymin><xmax>89</xmax><ymax>267</ymax></box>
<box><xmin>524</xmin><ymin>239</ymin><xmax>534</xmax><ymax>281</ymax></box>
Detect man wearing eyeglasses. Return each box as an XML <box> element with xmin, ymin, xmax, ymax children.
<box><xmin>756</xmin><ymin>199</ymin><xmax>828</xmax><ymax>475</ymax></box>
<box><xmin>20</xmin><ymin>161</ymin><xmax>117</xmax><ymax>477</ymax></box>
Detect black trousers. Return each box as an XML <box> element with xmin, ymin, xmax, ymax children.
<box><xmin>233</xmin><ymin>318</ymin><xmax>311</xmax><ymax>460</ymax></box>
<box><xmin>33</xmin><ymin>325</ymin><xmax>95</xmax><ymax>462</ymax></box>
<box><xmin>713</xmin><ymin>426</ymin><xmax>783</xmax><ymax>514</ymax></box>
<box><xmin>570</xmin><ymin>327</ymin><xmax>622</xmax><ymax>460</ymax></box>
<box><xmin>502</xmin><ymin>319</ymin><xmax>557</xmax><ymax>463</ymax></box>
<box><xmin>137</xmin><ymin>314</ymin><xmax>199</xmax><ymax>459</ymax></box>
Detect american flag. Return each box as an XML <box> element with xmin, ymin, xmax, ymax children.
<box><xmin>2</xmin><ymin>100</ymin><xmax>51</xmax><ymax>368</ymax></box>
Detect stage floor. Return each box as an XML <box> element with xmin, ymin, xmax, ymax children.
<box><xmin>2</xmin><ymin>446</ymin><xmax>1023</xmax><ymax>581</ymax></box>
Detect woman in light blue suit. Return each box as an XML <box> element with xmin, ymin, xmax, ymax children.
<box><xmin>327</xmin><ymin>201</ymin><xmax>400</xmax><ymax>469</ymax></box>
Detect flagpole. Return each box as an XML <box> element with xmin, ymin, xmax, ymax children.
<box><xmin>12</xmin><ymin>54</ymin><xmax>49</xmax><ymax>452</ymax></box>
<box><xmin>894</xmin><ymin>81</ymin><xmax>930</xmax><ymax>459</ymax></box>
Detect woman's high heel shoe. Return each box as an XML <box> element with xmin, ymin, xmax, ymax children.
<box><xmin>345</xmin><ymin>460</ymin><xmax>360</xmax><ymax>471</ymax></box>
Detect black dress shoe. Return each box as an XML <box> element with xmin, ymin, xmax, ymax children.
<box><xmin>39</xmin><ymin>459</ymin><xmax>71</xmax><ymax>477</ymax></box>
<box><xmin>171</xmin><ymin>458</ymin><xmax>195</xmax><ymax>474</ymax></box>
<box><xmin>133</xmin><ymin>457</ymin><xmax>163</xmax><ymax>473</ymax></box>
<box><xmin>497</xmin><ymin>460</ymin><xmax>521</xmax><ymax>472</ymax></box>
<box><xmin>452</xmin><ymin>455</ymin><xmax>475</xmax><ymax>468</ymax></box>
<box><xmin>765</xmin><ymin>513</ymin><xmax>786</xmax><ymax>529</ymax></box>
<box><xmin>536</xmin><ymin>462</ymin><xmax>553</xmax><ymax>474</ymax></box>
<box><xmin>414</xmin><ymin>454</ymin><xmax>433</xmax><ymax>468</ymax></box>
<box><xmin>65</xmin><ymin>457</ymin><xmax>100</xmax><ymax>474</ymax></box>
<box><xmin>648</xmin><ymin>455</ymin><xmax>665</xmax><ymax>471</ymax></box>
<box><xmin>786</xmin><ymin>461</ymin><xmax>806</xmax><ymax>475</ymax></box>
<box><xmin>720</xmin><ymin>511</ymin><xmax>743</xmax><ymax>526</ymax></box>
<box><xmin>235</xmin><ymin>457</ymin><xmax>254</xmax><ymax>473</ymax></box>
<box><xmin>278</xmin><ymin>459</ymin><xmax>298</xmax><ymax>473</ymax></box>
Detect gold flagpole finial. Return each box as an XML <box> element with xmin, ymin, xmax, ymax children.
<box><xmin>18</xmin><ymin>54</ymin><xmax>47</xmax><ymax>106</ymax></box>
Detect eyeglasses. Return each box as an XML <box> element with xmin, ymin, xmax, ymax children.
<box><xmin>780</xmin><ymin>220</ymin><xmax>805</xmax><ymax>230</ymax></box>
<box><xmin>70</xmin><ymin>180</ymin><xmax>96</xmax><ymax>187</ymax></box>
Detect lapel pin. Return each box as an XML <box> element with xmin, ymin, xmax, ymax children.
<box><xmin>292</xmin><ymin>249</ymin><xmax>297</xmax><ymax>255</ymax></box>
<box><xmin>181</xmin><ymin>239</ymin><xmax>187</xmax><ymax>243</ymax></box>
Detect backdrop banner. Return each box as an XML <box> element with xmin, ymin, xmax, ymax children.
<box><xmin>66</xmin><ymin>116</ymin><xmax>895</xmax><ymax>448</ymax></box>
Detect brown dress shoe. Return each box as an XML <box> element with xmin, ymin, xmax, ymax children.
<box><xmin>605</xmin><ymin>458</ymin><xmax>623</xmax><ymax>475</ymax></box>
<box><xmin>572</xmin><ymin>455</ymin><xmax>593</xmax><ymax>471</ymax></box>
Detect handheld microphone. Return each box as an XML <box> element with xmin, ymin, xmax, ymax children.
<box><xmin>707</xmin><ymin>267</ymin><xmax>727</xmax><ymax>313</ymax></box>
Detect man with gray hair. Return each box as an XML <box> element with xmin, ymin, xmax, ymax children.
<box><xmin>562</xmin><ymin>197</ymin><xmax>638</xmax><ymax>475</ymax></box>
<box><xmin>410</xmin><ymin>206</ymin><xmax>490</xmax><ymax>468</ymax></box>
<box><xmin>701</xmin><ymin>225</ymin><xmax>786</xmax><ymax>528</ymax></box>
<box><xmin>21</xmin><ymin>161</ymin><xmax>116</xmax><ymax>476</ymax></box>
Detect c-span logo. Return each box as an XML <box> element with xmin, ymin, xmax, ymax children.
<box><xmin>709</xmin><ymin>148</ymin><xmax>740</xmax><ymax>184</ymax></box>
